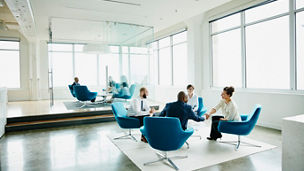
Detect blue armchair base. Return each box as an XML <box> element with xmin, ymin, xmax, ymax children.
<box><xmin>219</xmin><ymin>135</ymin><xmax>262</xmax><ymax>150</ymax></box>
<box><xmin>143</xmin><ymin>151</ymin><xmax>187</xmax><ymax>170</ymax></box>
<box><xmin>113</xmin><ymin>129</ymin><xmax>137</xmax><ymax>142</ymax></box>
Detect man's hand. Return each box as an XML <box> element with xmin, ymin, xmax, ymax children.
<box><xmin>219</xmin><ymin>118</ymin><xmax>227</xmax><ymax>121</ymax></box>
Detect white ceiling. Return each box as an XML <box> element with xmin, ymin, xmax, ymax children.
<box><xmin>11</xmin><ymin>0</ymin><xmax>231</xmax><ymax>41</ymax></box>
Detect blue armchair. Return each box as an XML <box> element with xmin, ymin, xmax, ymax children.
<box><xmin>73</xmin><ymin>86</ymin><xmax>98</xmax><ymax>108</ymax></box>
<box><xmin>68</xmin><ymin>85</ymin><xmax>76</xmax><ymax>97</ymax></box>
<box><xmin>197</xmin><ymin>97</ymin><xmax>207</xmax><ymax>117</ymax></box>
<box><xmin>218</xmin><ymin>104</ymin><xmax>262</xmax><ymax>150</ymax></box>
<box><xmin>111</xmin><ymin>102</ymin><xmax>140</xmax><ymax>141</ymax></box>
<box><xmin>140</xmin><ymin>117</ymin><xmax>193</xmax><ymax>170</ymax></box>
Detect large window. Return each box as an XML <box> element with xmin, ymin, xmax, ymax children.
<box><xmin>48</xmin><ymin>43</ymin><xmax>120</xmax><ymax>87</ymax></box>
<box><xmin>212</xmin><ymin>29</ymin><xmax>242</xmax><ymax>87</ymax></box>
<box><xmin>173</xmin><ymin>32</ymin><xmax>188</xmax><ymax>86</ymax></box>
<box><xmin>0</xmin><ymin>40</ymin><xmax>20</xmax><ymax>88</ymax></box>
<box><xmin>246</xmin><ymin>16</ymin><xmax>290</xmax><ymax>89</ymax></box>
<box><xmin>210</xmin><ymin>0</ymin><xmax>303</xmax><ymax>91</ymax></box>
<box><xmin>150</xmin><ymin>30</ymin><xmax>188</xmax><ymax>86</ymax></box>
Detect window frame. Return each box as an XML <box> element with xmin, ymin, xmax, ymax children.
<box><xmin>209</xmin><ymin>0</ymin><xmax>304</xmax><ymax>93</ymax></box>
<box><xmin>0</xmin><ymin>39</ymin><xmax>21</xmax><ymax>89</ymax></box>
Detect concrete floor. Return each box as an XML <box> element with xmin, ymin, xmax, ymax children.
<box><xmin>0</xmin><ymin>121</ymin><xmax>281</xmax><ymax>171</ymax></box>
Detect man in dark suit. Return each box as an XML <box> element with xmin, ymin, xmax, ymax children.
<box><xmin>159</xmin><ymin>91</ymin><xmax>205</xmax><ymax>130</ymax></box>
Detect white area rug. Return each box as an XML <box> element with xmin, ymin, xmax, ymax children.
<box><xmin>108</xmin><ymin>121</ymin><xmax>276</xmax><ymax>171</ymax></box>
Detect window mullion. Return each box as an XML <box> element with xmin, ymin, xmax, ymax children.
<box><xmin>290</xmin><ymin>0</ymin><xmax>296</xmax><ymax>90</ymax></box>
<box><xmin>241</xmin><ymin>11</ymin><xmax>247</xmax><ymax>88</ymax></box>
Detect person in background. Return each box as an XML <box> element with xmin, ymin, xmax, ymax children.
<box><xmin>71</xmin><ymin>77</ymin><xmax>80</xmax><ymax>92</ymax></box>
<box><xmin>128</xmin><ymin>87</ymin><xmax>155</xmax><ymax>142</ymax></box>
<box><xmin>204</xmin><ymin>86</ymin><xmax>241</xmax><ymax>141</ymax></box>
<box><xmin>112</xmin><ymin>75</ymin><xmax>130</xmax><ymax>98</ymax></box>
<box><xmin>106</xmin><ymin>76</ymin><xmax>116</xmax><ymax>93</ymax></box>
<box><xmin>159</xmin><ymin>91</ymin><xmax>205</xmax><ymax>130</ymax></box>
<box><xmin>186</xmin><ymin>84</ymin><xmax>198</xmax><ymax>112</ymax></box>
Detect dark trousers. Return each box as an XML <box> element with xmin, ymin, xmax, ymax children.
<box><xmin>130</xmin><ymin>115</ymin><xmax>146</xmax><ymax>127</ymax></box>
<box><xmin>210</xmin><ymin>115</ymin><xmax>224</xmax><ymax>138</ymax></box>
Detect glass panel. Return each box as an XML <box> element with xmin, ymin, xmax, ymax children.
<box><xmin>51</xmin><ymin>52</ymin><xmax>73</xmax><ymax>87</ymax></box>
<box><xmin>109</xmin><ymin>46</ymin><xmax>119</xmax><ymax>53</ymax></box>
<box><xmin>99</xmin><ymin>54</ymin><xmax>120</xmax><ymax>86</ymax></box>
<box><xmin>297</xmin><ymin>0</ymin><xmax>304</xmax><ymax>9</ymax></box>
<box><xmin>173</xmin><ymin>31</ymin><xmax>187</xmax><ymax>44</ymax></box>
<box><xmin>130</xmin><ymin>47</ymin><xmax>148</xmax><ymax>54</ymax></box>
<box><xmin>245</xmin><ymin>0</ymin><xmax>289</xmax><ymax>24</ymax></box>
<box><xmin>122</xmin><ymin>54</ymin><xmax>129</xmax><ymax>77</ymax></box>
<box><xmin>159</xmin><ymin>47</ymin><xmax>172</xmax><ymax>85</ymax></box>
<box><xmin>0</xmin><ymin>41</ymin><xmax>19</xmax><ymax>50</ymax></box>
<box><xmin>159</xmin><ymin>37</ymin><xmax>170</xmax><ymax>48</ymax></box>
<box><xmin>246</xmin><ymin>16</ymin><xmax>290</xmax><ymax>89</ymax></box>
<box><xmin>0</xmin><ymin>51</ymin><xmax>20</xmax><ymax>88</ymax></box>
<box><xmin>149</xmin><ymin>51</ymin><xmax>158</xmax><ymax>85</ymax></box>
<box><xmin>173</xmin><ymin>43</ymin><xmax>188</xmax><ymax>85</ymax></box>
<box><xmin>122</xmin><ymin>46</ymin><xmax>128</xmax><ymax>53</ymax></box>
<box><xmin>75</xmin><ymin>53</ymin><xmax>98</xmax><ymax>86</ymax></box>
<box><xmin>74</xmin><ymin>44</ymin><xmax>84</xmax><ymax>52</ymax></box>
<box><xmin>211</xmin><ymin>13</ymin><xmax>241</xmax><ymax>33</ymax></box>
<box><xmin>212</xmin><ymin>29</ymin><xmax>242</xmax><ymax>87</ymax></box>
<box><xmin>296</xmin><ymin>12</ymin><xmax>304</xmax><ymax>90</ymax></box>
<box><xmin>48</xmin><ymin>44</ymin><xmax>73</xmax><ymax>51</ymax></box>
<box><xmin>130</xmin><ymin>55</ymin><xmax>148</xmax><ymax>84</ymax></box>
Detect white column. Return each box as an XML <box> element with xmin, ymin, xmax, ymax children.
<box><xmin>0</xmin><ymin>87</ymin><xmax>7</xmax><ymax>138</ymax></box>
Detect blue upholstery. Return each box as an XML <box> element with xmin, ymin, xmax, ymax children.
<box><xmin>68</xmin><ymin>85</ymin><xmax>76</xmax><ymax>97</ymax></box>
<box><xmin>115</xmin><ymin>83</ymin><xmax>120</xmax><ymax>89</ymax></box>
<box><xmin>73</xmin><ymin>86</ymin><xmax>97</xmax><ymax>102</ymax></box>
<box><xmin>140</xmin><ymin>117</ymin><xmax>193</xmax><ymax>151</ymax></box>
<box><xmin>111</xmin><ymin>102</ymin><xmax>140</xmax><ymax>129</ymax></box>
<box><xmin>218</xmin><ymin>105</ymin><xmax>262</xmax><ymax>136</ymax></box>
<box><xmin>197</xmin><ymin>97</ymin><xmax>207</xmax><ymax>117</ymax></box>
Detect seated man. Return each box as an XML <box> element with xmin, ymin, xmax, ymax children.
<box><xmin>128</xmin><ymin>87</ymin><xmax>155</xmax><ymax>142</ymax></box>
<box><xmin>159</xmin><ymin>91</ymin><xmax>205</xmax><ymax>130</ymax></box>
<box><xmin>72</xmin><ymin>77</ymin><xmax>95</xmax><ymax>102</ymax></box>
<box><xmin>71</xmin><ymin>77</ymin><xmax>80</xmax><ymax>92</ymax></box>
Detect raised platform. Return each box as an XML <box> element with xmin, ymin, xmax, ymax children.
<box><xmin>6</xmin><ymin>100</ymin><xmax>160</xmax><ymax>132</ymax></box>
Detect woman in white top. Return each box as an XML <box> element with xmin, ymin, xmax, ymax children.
<box><xmin>204</xmin><ymin>86</ymin><xmax>240</xmax><ymax>141</ymax></box>
<box><xmin>186</xmin><ymin>84</ymin><xmax>199</xmax><ymax>112</ymax></box>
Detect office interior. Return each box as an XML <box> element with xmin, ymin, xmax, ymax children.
<box><xmin>0</xmin><ymin>0</ymin><xmax>304</xmax><ymax>170</ymax></box>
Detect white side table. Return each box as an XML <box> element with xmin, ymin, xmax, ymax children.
<box><xmin>0</xmin><ymin>87</ymin><xmax>7</xmax><ymax>138</ymax></box>
<box><xmin>282</xmin><ymin>114</ymin><xmax>304</xmax><ymax>171</ymax></box>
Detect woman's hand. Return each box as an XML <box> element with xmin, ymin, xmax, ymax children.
<box><xmin>204</xmin><ymin>113</ymin><xmax>210</xmax><ymax>120</ymax></box>
<box><xmin>219</xmin><ymin>118</ymin><xmax>228</xmax><ymax>121</ymax></box>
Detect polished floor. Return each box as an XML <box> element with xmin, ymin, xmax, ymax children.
<box><xmin>0</xmin><ymin>121</ymin><xmax>281</xmax><ymax>171</ymax></box>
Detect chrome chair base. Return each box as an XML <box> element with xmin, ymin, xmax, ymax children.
<box><xmin>219</xmin><ymin>135</ymin><xmax>261</xmax><ymax>150</ymax></box>
<box><xmin>113</xmin><ymin>129</ymin><xmax>137</xmax><ymax>142</ymax></box>
<box><xmin>144</xmin><ymin>151</ymin><xmax>187</xmax><ymax>170</ymax></box>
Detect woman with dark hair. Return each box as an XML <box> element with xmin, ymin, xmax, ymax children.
<box><xmin>204</xmin><ymin>86</ymin><xmax>241</xmax><ymax>141</ymax></box>
<box><xmin>186</xmin><ymin>84</ymin><xmax>198</xmax><ymax>112</ymax></box>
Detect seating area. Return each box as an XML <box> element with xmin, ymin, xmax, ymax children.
<box><xmin>0</xmin><ymin>0</ymin><xmax>303</xmax><ymax>171</ymax></box>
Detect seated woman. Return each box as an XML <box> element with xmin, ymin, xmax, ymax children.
<box><xmin>204</xmin><ymin>86</ymin><xmax>241</xmax><ymax>141</ymax></box>
<box><xmin>112</xmin><ymin>75</ymin><xmax>130</xmax><ymax>98</ymax></box>
<box><xmin>186</xmin><ymin>84</ymin><xmax>198</xmax><ymax>112</ymax></box>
